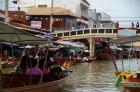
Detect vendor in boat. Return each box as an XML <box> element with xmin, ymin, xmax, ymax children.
<box><xmin>17</xmin><ymin>51</ymin><xmax>30</xmax><ymax>74</ymax></box>
<box><xmin>0</xmin><ymin>54</ymin><xmax>6</xmax><ymax>60</ymax></box>
<box><xmin>38</xmin><ymin>57</ymin><xmax>51</xmax><ymax>74</ymax></box>
<box><xmin>26</xmin><ymin>58</ymin><xmax>42</xmax><ymax>75</ymax></box>
<box><xmin>38</xmin><ymin>56</ymin><xmax>63</xmax><ymax>76</ymax></box>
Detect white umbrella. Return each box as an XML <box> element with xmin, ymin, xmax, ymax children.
<box><xmin>85</xmin><ymin>50</ymin><xmax>90</xmax><ymax>52</ymax></box>
<box><xmin>19</xmin><ymin>45</ymin><xmax>36</xmax><ymax>49</ymax></box>
<box><xmin>55</xmin><ymin>40</ymin><xmax>85</xmax><ymax>48</ymax></box>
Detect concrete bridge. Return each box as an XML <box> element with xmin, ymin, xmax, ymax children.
<box><xmin>52</xmin><ymin>28</ymin><xmax>140</xmax><ymax>57</ymax></box>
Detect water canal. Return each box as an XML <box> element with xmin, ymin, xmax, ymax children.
<box><xmin>2</xmin><ymin>58</ymin><xmax>140</xmax><ymax>92</ymax></box>
<box><xmin>60</xmin><ymin>59</ymin><xmax>140</xmax><ymax>92</ymax></box>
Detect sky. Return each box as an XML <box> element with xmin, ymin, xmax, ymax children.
<box><xmin>87</xmin><ymin>0</ymin><xmax>140</xmax><ymax>27</ymax></box>
<box><xmin>1</xmin><ymin>0</ymin><xmax>140</xmax><ymax>27</ymax></box>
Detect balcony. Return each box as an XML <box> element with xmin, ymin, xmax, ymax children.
<box><xmin>80</xmin><ymin>0</ymin><xmax>90</xmax><ymax>8</ymax></box>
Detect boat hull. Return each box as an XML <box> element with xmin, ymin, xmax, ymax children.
<box><xmin>118</xmin><ymin>82</ymin><xmax>140</xmax><ymax>92</ymax></box>
<box><xmin>0</xmin><ymin>74</ymin><xmax>69</xmax><ymax>92</ymax></box>
<box><xmin>115</xmin><ymin>71</ymin><xmax>140</xmax><ymax>92</ymax></box>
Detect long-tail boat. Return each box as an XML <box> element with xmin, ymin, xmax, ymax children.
<box><xmin>110</xmin><ymin>35</ymin><xmax>140</xmax><ymax>92</ymax></box>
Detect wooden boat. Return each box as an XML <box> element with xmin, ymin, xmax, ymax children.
<box><xmin>0</xmin><ymin>73</ymin><xmax>69</xmax><ymax>92</ymax></box>
<box><xmin>0</xmin><ymin>22</ymin><xmax>70</xmax><ymax>92</ymax></box>
<box><xmin>95</xmin><ymin>40</ymin><xmax>111</xmax><ymax>60</ymax></box>
<box><xmin>96</xmin><ymin>53</ymin><xmax>111</xmax><ymax>60</ymax></box>
<box><xmin>52</xmin><ymin>41</ymin><xmax>85</xmax><ymax>66</ymax></box>
<box><xmin>2</xmin><ymin>61</ymin><xmax>14</xmax><ymax>67</ymax></box>
<box><xmin>110</xmin><ymin>35</ymin><xmax>140</xmax><ymax>92</ymax></box>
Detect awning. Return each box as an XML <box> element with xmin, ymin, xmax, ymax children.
<box><xmin>0</xmin><ymin>22</ymin><xmax>50</xmax><ymax>45</ymax></box>
<box><xmin>77</xmin><ymin>16</ymin><xmax>89</xmax><ymax>24</ymax></box>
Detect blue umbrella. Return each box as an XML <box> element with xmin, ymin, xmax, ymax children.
<box><xmin>42</xmin><ymin>35</ymin><xmax>52</xmax><ymax>39</ymax></box>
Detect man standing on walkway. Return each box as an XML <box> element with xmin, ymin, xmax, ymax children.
<box><xmin>136</xmin><ymin>22</ymin><xmax>139</xmax><ymax>28</ymax></box>
<box><xmin>131</xmin><ymin>22</ymin><xmax>134</xmax><ymax>28</ymax></box>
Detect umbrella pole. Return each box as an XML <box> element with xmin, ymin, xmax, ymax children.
<box><xmin>39</xmin><ymin>46</ymin><xmax>49</xmax><ymax>84</ymax></box>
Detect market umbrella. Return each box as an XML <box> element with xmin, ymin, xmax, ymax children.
<box><xmin>0</xmin><ymin>22</ymin><xmax>50</xmax><ymax>45</ymax></box>
<box><xmin>95</xmin><ymin>39</ymin><xmax>104</xmax><ymax>42</ymax></box>
<box><xmin>19</xmin><ymin>45</ymin><xmax>36</xmax><ymax>49</ymax></box>
<box><xmin>54</xmin><ymin>40</ymin><xmax>85</xmax><ymax>48</ymax></box>
<box><xmin>42</xmin><ymin>35</ymin><xmax>52</xmax><ymax>39</ymax></box>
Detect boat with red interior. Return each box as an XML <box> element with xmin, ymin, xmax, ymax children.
<box><xmin>0</xmin><ymin>22</ymin><xmax>70</xmax><ymax>92</ymax></box>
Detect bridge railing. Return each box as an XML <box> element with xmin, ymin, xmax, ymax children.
<box><xmin>52</xmin><ymin>28</ymin><xmax>118</xmax><ymax>37</ymax></box>
<box><xmin>52</xmin><ymin>28</ymin><xmax>140</xmax><ymax>37</ymax></box>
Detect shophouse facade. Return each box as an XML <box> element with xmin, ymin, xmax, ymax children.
<box><xmin>16</xmin><ymin>0</ymin><xmax>90</xmax><ymax>29</ymax></box>
<box><xmin>26</xmin><ymin>7</ymin><xmax>78</xmax><ymax>31</ymax></box>
<box><xmin>96</xmin><ymin>12</ymin><xmax>115</xmax><ymax>28</ymax></box>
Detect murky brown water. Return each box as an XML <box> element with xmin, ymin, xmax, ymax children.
<box><xmin>60</xmin><ymin>59</ymin><xmax>140</xmax><ymax>92</ymax></box>
<box><xmin>2</xmin><ymin>58</ymin><xmax>140</xmax><ymax>92</ymax></box>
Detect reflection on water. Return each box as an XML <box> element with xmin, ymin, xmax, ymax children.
<box><xmin>60</xmin><ymin>59</ymin><xmax>140</xmax><ymax>92</ymax></box>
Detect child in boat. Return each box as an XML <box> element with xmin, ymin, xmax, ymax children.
<box><xmin>26</xmin><ymin>58</ymin><xmax>42</xmax><ymax>75</ymax></box>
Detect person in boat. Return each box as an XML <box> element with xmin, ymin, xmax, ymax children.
<box><xmin>38</xmin><ymin>49</ymin><xmax>64</xmax><ymax>77</ymax></box>
<box><xmin>0</xmin><ymin>54</ymin><xmax>6</xmax><ymax>60</ymax></box>
<box><xmin>17</xmin><ymin>55</ymin><xmax>29</xmax><ymax>74</ymax></box>
<box><xmin>82</xmin><ymin>55</ymin><xmax>89</xmax><ymax>62</ymax></box>
<box><xmin>26</xmin><ymin>58</ymin><xmax>42</xmax><ymax>75</ymax></box>
<box><xmin>70</xmin><ymin>52</ymin><xmax>76</xmax><ymax>61</ymax></box>
<box><xmin>38</xmin><ymin>56</ymin><xmax>63</xmax><ymax>76</ymax></box>
<box><xmin>17</xmin><ymin>51</ymin><xmax>31</xmax><ymax>74</ymax></box>
<box><xmin>38</xmin><ymin>57</ymin><xmax>51</xmax><ymax>74</ymax></box>
<box><xmin>38</xmin><ymin>49</ymin><xmax>56</xmax><ymax>74</ymax></box>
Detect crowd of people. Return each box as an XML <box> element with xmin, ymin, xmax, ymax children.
<box><xmin>115</xmin><ymin>22</ymin><xmax>139</xmax><ymax>28</ymax></box>
<box><xmin>16</xmin><ymin>49</ymin><xmax>64</xmax><ymax>77</ymax></box>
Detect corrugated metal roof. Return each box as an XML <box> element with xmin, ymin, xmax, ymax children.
<box><xmin>26</xmin><ymin>7</ymin><xmax>79</xmax><ymax>18</ymax></box>
<box><xmin>0</xmin><ymin>9</ymin><xmax>29</xmax><ymax>24</ymax></box>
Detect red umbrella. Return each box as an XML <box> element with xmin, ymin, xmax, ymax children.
<box><xmin>95</xmin><ymin>39</ymin><xmax>104</xmax><ymax>42</ymax></box>
<box><xmin>52</xmin><ymin>37</ymin><xmax>60</xmax><ymax>41</ymax></box>
<box><xmin>79</xmin><ymin>39</ymin><xmax>89</xmax><ymax>43</ymax></box>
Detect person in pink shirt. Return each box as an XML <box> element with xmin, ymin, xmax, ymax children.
<box><xmin>26</xmin><ymin>58</ymin><xmax>42</xmax><ymax>75</ymax></box>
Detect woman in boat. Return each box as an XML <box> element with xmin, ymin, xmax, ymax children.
<box><xmin>17</xmin><ymin>54</ymin><xmax>29</xmax><ymax>74</ymax></box>
<box><xmin>38</xmin><ymin>57</ymin><xmax>51</xmax><ymax>74</ymax></box>
<box><xmin>26</xmin><ymin>58</ymin><xmax>42</xmax><ymax>75</ymax></box>
<box><xmin>38</xmin><ymin>56</ymin><xmax>63</xmax><ymax>76</ymax></box>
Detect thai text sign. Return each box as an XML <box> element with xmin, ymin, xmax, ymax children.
<box><xmin>31</xmin><ymin>21</ymin><xmax>42</xmax><ymax>29</ymax></box>
<box><xmin>118</xmin><ymin>28</ymin><xmax>136</xmax><ymax>37</ymax></box>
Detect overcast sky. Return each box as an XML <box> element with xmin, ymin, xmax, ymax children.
<box><xmin>1</xmin><ymin>0</ymin><xmax>140</xmax><ymax>27</ymax></box>
<box><xmin>87</xmin><ymin>0</ymin><xmax>140</xmax><ymax>27</ymax></box>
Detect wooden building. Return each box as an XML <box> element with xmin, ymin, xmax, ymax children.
<box><xmin>26</xmin><ymin>7</ymin><xmax>79</xmax><ymax>31</ymax></box>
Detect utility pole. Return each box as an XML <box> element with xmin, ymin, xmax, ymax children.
<box><xmin>50</xmin><ymin>0</ymin><xmax>53</xmax><ymax>36</ymax></box>
<box><xmin>5</xmin><ymin>0</ymin><xmax>8</xmax><ymax>24</ymax></box>
<box><xmin>0</xmin><ymin>0</ymin><xmax>3</xmax><ymax>10</ymax></box>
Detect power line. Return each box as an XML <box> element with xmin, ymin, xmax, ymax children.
<box><xmin>97</xmin><ymin>10</ymin><xmax>140</xmax><ymax>13</ymax></box>
<box><xmin>89</xmin><ymin>6</ymin><xmax>140</xmax><ymax>12</ymax></box>
<box><xmin>94</xmin><ymin>17</ymin><xmax>140</xmax><ymax>18</ymax></box>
